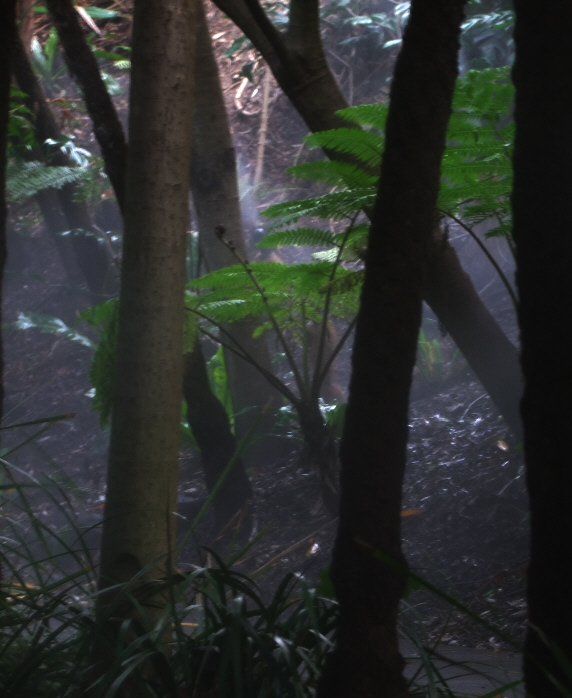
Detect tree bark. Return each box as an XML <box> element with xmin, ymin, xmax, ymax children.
<box><xmin>95</xmin><ymin>0</ymin><xmax>196</xmax><ymax>687</ymax></box>
<box><xmin>1</xmin><ymin>1</ymin><xmax>17</xmax><ymax>426</ymax></box>
<box><xmin>12</xmin><ymin>33</ymin><xmax>116</xmax><ymax>299</ymax></box>
<box><xmin>318</xmin><ymin>2</ymin><xmax>465</xmax><ymax>696</ymax></box>
<box><xmin>211</xmin><ymin>0</ymin><xmax>523</xmax><ymax>439</ymax></box>
<box><xmin>46</xmin><ymin>0</ymin><xmax>127</xmax><ymax>210</ymax></box>
<box><xmin>45</xmin><ymin>0</ymin><xmax>255</xmax><ymax>522</ymax></box>
<box><xmin>191</xmin><ymin>0</ymin><xmax>277</xmax><ymax>444</ymax></box>
<box><xmin>183</xmin><ymin>342</ymin><xmax>253</xmax><ymax>530</ymax></box>
<box><xmin>512</xmin><ymin>3</ymin><xmax>572</xmax><ymax>696</ymax></box>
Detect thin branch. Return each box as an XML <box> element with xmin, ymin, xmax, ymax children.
<box><xmin>312</xmin><ymin>213</ymin><xmax>359</xmax><ymax>399</ymax></box>
<box><xmin>189</xmin><ymin>307</ymin><xmax>300</xmax><ymax>406</ymax></box>
<box><xmin>215</xmin><ymin>226</ymin><xmax>308</xmax><ymax>398</ymax></box>
<box><xmin>445</xmin><ymin>212</ymin><xmax>518</xmax><ymax>312</ymax></box>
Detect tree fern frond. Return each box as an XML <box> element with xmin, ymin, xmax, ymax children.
<box><xmin>256</xmin><ymin>227</ymin><xmax>336</xmax><ymax>249</ymax></box>
<box><xmin>287</xmin><ymin>160</ymin><xmax>377</xmax><ymax>190</ymax></box>
<box><xmin>263</xmin><ymin>189</ymin><xmax>376</xmax><ymax>225</ymax></box>
<box><xmin>304</xmin><ymin>127</ymin><xmax>384</xmax><ymax>171</ymax></box>
<box><xmin>79</xmin><ymin>298</ymin><xmax>119</xmax><ymax>426</ymax></box>
<box><xmin>6</xmin><ymin>160</ymin><xmax>89</xmax><ymax>203</ymax></box>
<box><xmin>335</xmin><ymin>103</ymin><xmax>389</xmax><ymax>130</ymax></box>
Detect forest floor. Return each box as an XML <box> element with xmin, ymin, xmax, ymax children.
<box><xmin>2</xmin><ymin>239</ymin><xmax>527</xmax><ymax>655</ymax></box>
<box><xmin>2</xmin><ymin>1</ymin><xmax>528</xmax><ymax>665</ymax></box>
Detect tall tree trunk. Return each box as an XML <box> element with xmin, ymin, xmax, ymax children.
<box><xmin>1</xmin><ymin>1</ymin><xmax>17</xmax><ymax>427</ymax></box>
<box><xmin>211</xmin><ymin>0</ymin><xmax>523</xmax><ymax>439</ymax></box>
<box><xmin>191</xmin><ymin>0</ymin><xmax>277</xmax><ymax>445</ymax></box>
<box><xmin>95</xmin><ymin>0</ymin><xmax>196</xmax><ymax>688</ymax></box>
<box><xmin>318</xmin><ymin>2</ymin><xmax>465</xmax><ymax>696</ymax></box>
<box><xmin>45</xmin><ymin>0</ymin><xmax>254</xmax><ymax>523</ymax></box>
<box><xmin>512</xmin><ymin>3</ymin><xmax>572</xmax><ymax>696</ymax></box>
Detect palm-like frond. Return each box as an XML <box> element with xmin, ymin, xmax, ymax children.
<box><xmin>6</xmin><ymin>160</ymin><xmax>88</xmax><ymax>204</ymax></box>
<box><xmin>256</xmin><ymin>227</ymin><xmax>337</xmax><ymax>249</ymax></box>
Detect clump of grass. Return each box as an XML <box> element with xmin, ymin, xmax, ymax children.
<box><xmin>1</xmin><ymin>459</ymin><xmax>337</xmax><ymax>697</ymax></box>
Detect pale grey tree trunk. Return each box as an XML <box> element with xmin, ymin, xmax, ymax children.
<box><xmin>94</xmin><ymin>2</ymin><xmax>196</xmax><ymax>690</ymax></box>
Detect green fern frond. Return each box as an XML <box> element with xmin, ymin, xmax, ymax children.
<box><xmin>6</xmin><ymin>160</ymin><xmax>88</xmax><ymax>204</ymax></box>
<box><xmin>256</xmin><ymin>227</ymin><xmax>336</xmax><ymax>249</ymax></box>
<box><xmin>263</xmin><ymin>189</ymin><xmax>376</xmax><ymax>225</ymax></box>
<box><xmin>287</xmin><ymin>160</ymin><xmax>377</xmax><ymax>190</ymax></box>
<box><xmin>304</xmin><ymin>127</ymin><xmax>384</xmax><ymax>171</ymax></box>
<box><xmin>80</xmin><ymin>299</ymin><xmax>119</xmax><ymax>426</ymax></box>
<box><xmin>335</xmin><ymin>103</ymin><xmax>389</xmax><ymax>130</ymax></box>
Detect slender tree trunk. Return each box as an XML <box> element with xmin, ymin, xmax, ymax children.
<box><xmin>318</xmin><ymin>2</ymin><xmax>465</xmax><ymax>696</ymax></box>
<box><xmin>512</xmin><ymin>3</ymin><xmax>572</xmax><ymax>696</ymax></box>
<box><xmin>212</xmin><ymin>0</ymin><xmax>523</xmax><ymax>439</ymax></box>
<box><xmin>12</xmin><ymin>33</ymin><xmax>116</xmax><ymax>299</ymax></box>
<box><xmin>16</xmin><ymin>0</ymin><xmax>35</xmax><ymax>49</ymax></box>
<box><xmin>191</xmin><ymin>0</ymin><xmax>276</xmax><ymax>444</ymax></box>
<box><xmin>1</xmin><ymin>1</ymin><xmax>17</xmax><ymax>427</ymax></box>
<box><xmin>183</xmin><ymin>342</ymin><xmax>253</xmax><ymax>530</ymax></box>
<box><xmin>44</xmin><ymin>0</ymin><xmax>254</xmax><ymax>521</ymax></box>
<box><xmin>95</xmin><ymin>0</ymin><xmax>196</xmax><ymax>689</ymax></box>
<box><xmin>46</xmin><ymin>0</ymin><xmax>127</xmax><ymax>209</ymax></box>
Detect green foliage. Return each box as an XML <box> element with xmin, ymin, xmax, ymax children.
<box><xmin>5</xmin><ymin>160</ymin><xmax>89</xmax><ymax>204</ymax></box>
<box><xmin>6</xmin><ymin>87</ymin><xmax>37</xmax><ymax>158</ymax></box>
<box><xmin>30</xmin><ymin>28</ymin><xmax>67</xmax><ymax>90</ymax></box>
<box><xmin>0</xmin><ymin>458</ymin><xmax>526</xmax><ymax>697</ymax></box>
<box><xmin>262</xmin><ymin>67</ymin><xmax>513</xmax><ymax>268</ymax></box>
<box><xmin>190</xmin><ymin>68</ymin><xmax>513</xmax><ymax>390</ymax></box>
<box><xmin>207</xmin><ymin>346</ymin><xmax>233</xmax><ymax>424</ymax></box>
<box><xmin>321</xmin><ymin>1</ymin><xmax>410</xmax><ymax>53</ymax></box>
<box><xmin>189</xmin><ymin>261</ymin><xmax>358</xmax><ymax>334</ymax></box>
<box><xmin>80</xmin><ymin>299</ymin><xmax>119</xmax><ymax>427</ymax></box>
<box><xmin>440</xmin><ymin>66</ymin><xmax>513</xmax><ymax>241</ymax></box>
<box><xmin>461</xmin><ymin>2</ymin><xmax>514</xmax><ymax>70</ymax></box>
<box><xmin>0</xmin><ymin>460</ymin><xmax>336</xmax><ymax>697</ymax></box>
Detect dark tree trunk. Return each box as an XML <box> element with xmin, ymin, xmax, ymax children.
<box><xmin>317</xmin><ymin>2</ymin><xmax>465</xmax><ymax>696</ymax></box>
<box><xmin>183</xmin><ymin>342</ymin><xmax>253</xmax><ymax>530</ymax></box>
<box><xmin>512</xmin><ymin>3</ymin><xmax>572</xmax><ymax>696</ymax></box>
<box><xmin>12</xmin><ymin>34</ymin><xmax>116</xmax><ymax>299</ymax></box>
<box><xmin>1</xmin><ymin>1</ymin><xmax>17</xmax><ymax>426</ymax></box>
<box><xmin>46</xmin><ymin>0</ymin><xmax>127</xmax><ymax>209</ymax></box>
<box><xmin>212</xmin><ymin>0</ymin><xmax>523</xmax><ymax>439</ymax></box>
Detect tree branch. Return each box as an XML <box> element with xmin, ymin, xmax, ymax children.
<box><xmin>45</xmin><ymin>0</ymin><xmax>127</xmax><ymax>211</ymax></box>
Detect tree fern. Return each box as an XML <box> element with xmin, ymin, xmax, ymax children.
<box><xmin>263</xmin><ymin>66</ymin><xmax>513</xmax><ymax>249</ymax></box>
<box><xmin>187</xmin><ymin>66</ymin><xmax>514</xmax><ymax>410</ymax></box>
<box><xmin>6</xmin><ymin>160</ymin><xmax>89</xmax><ymax>204</ymax></box>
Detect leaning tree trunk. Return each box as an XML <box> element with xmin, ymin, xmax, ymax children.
<box><xmin>512</xmin><ymin>3</ymin><xmax>572</xmax><ymax>697</ymax></box>
<box><xmin>183</xmin><ymin>342</ymin><xmax>253</xmax><ymax>531</ymax></box>
<box><xmin>1</xmin><ymin>0</ymin><xmax>17</xmax><ymax>426</ymax></box>
<box><xmin>191</xmin><ymin>0</ymin><xmax>277</xmax><ymax>446</ymax></box>
<box><xmin>212</xmin><ymin>0</ymin><xmax>523</xmax><ymax>440</ymax></box>
<box><xmin>12</xmin><ymin>33</ymin><xmax>116</xmax><ymax>299</ymax></box>
<box><xmin>317</xmin><ymin>2</ymin><xmax>465</xmax><ymax>696</ymax></box>
<box><xmin>94</xmin><ymin>0</ymin><xmax>196</xmax><ymax>690</ymax></box>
